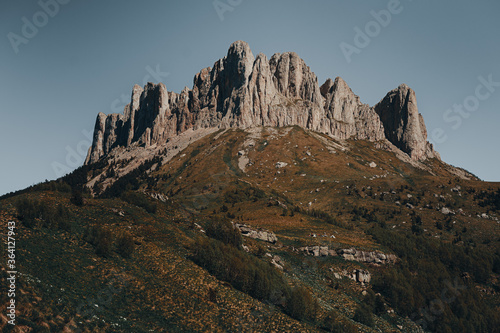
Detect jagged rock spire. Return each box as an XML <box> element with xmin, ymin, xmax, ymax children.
<box><xmin>85</xmin><ymin>41</ymin><xmax>438</xmax><ymax>165</ymax></box>
<box><xmin>374</xmin><ymin>84</ymin><xmax>438</xmax><ymax>160</ymax></box>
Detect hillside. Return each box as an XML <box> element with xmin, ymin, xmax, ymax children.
<box><xmin>1</xmin><ymin>126</ymin><xmax>499</xmax><ymax>332</ymax></box>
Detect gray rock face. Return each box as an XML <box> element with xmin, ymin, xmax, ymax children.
<box><xmin>333</xmin><ymin>269</ymin><xmax>372</xmax><ymax>284</ymax></box>
<box><xmin>338</xmin><ymin>248</ymin><xmax>398</xmax><ymax>264</ymax></box>
<box><xmin>85</xmin><ymin>41</ymin><xmax>439</xmax><ymax>165</ymax></box>
<box><xmin>374</xmin><ymin>84</ymin><xmax>438</xmax><ymax>160</ymax></box>
<box><xmin>269</xmin><ymin>52</ymin><xmax>323</xmax><ymax>104</ymax></box>
<box><xmin>235</xmin><ymin>223</ymin><xmax>277</xmax><ymax>243</ymax></box>
<box><xmin>300</xmin><ymin>245</ymin><xmax>331</xmax><ymax>257</ymax></box>
<box><xmin>320</xmin><ymin>77</ymin><xmax>385</xmax><ymax>141</ymax></box>
<box><xmin>355</xmin><ymin>269</ymin><xmax>371</xmax><ymax>284</ymax></box>
<box><xmin>299</xmin><ymin>246</ymin><xmax>397</xmax><ymax>264</ymax></box>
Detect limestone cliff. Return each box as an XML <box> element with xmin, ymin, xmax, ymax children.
<box><xmin>85</xmin><ymin>41</ymin><xmax>438</xmax><ymax>165</ymax></box>
<box><xmin>374</xmin><ymin>84</ymin><xmax>439</xmax><ymax>160</ymax></box>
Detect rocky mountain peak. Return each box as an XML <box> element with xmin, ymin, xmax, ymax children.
<box><xmin>85</xmin><ymin>41</ymin><xmax>438</xmax><ymax>165</ymax></box>
<box><xmin>374</xmin><ymin>83</ymin><xmax>438</xmax><ymax>160</ymax></box>
<box><xmin>269</xmin><ymin>51</ymin><xmax>323</xmax><ymax>103</ymax></box>
<box><xmin>225</xmin><ymin>40</ymin><xmax>255</xmax><ymax>88</ymax></box>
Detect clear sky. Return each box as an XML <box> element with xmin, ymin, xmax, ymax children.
<box><xmin>1</xmin><ymin>0</ymin><xmax>499</xmax><ymax>195</ymax></box>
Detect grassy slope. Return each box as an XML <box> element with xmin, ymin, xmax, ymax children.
<box><xmin>0</xmin><ymin>126</ymin><xmax>499</xmax><ymax>332</ymax></box>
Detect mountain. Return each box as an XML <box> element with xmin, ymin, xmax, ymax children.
<box><xmin>1</xmin><ymin>42</ymin><xmax>499</xmax><ymax>333</ymax></box>
<box><xmin>85</xmin><ymin>41</ymin><xmax>438</xmax><ymax>169</ymax></box>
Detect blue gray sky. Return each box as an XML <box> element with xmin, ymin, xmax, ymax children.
<box><xmin>1</xmin><ymin>0</ymin><xmax>499</xmax><ymax>195</ymax></box>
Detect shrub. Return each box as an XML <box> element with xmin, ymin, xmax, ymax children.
<box><xmin>374</xmin><ymin>294</ymin><xmax>386</xmax><ymax>315</ymax></box>
<box><xmin>31</xmin><ymin>180</ymin><xmax>72</xmax><ymax>193</ymax></box>
<box><xmin>100</xmin><ymin>157</ymin><xmax>162</xmax><ymax>198</ymax></box>
<box><xmin>293</xmin><ymin>206</ymin><xmax>351</xmax><ymax>229</ymax></box>
<box><xmin>56</xmin><ymin>205</ymin><xmax>71</xmax><ymax>231</ymax></box>
<box><xmin>16</xmin><ymin>198</ymin><xmax>71</xmax><ymax>230</ymax></box>
<box><xmin>85</xmin><ymin>225</ymin><xmax>113</xmax><ymax>257</ymax></box>
<box><xmin>223</xmin><ymin>186</ymin><xmax>267</xmax><ymax>204</ymax></box>
<box><xmin>353</xmin><ymin>303</ymin><xmax>374</xmax><ymax>327</ymax></box>
<box><xmin>70</xmin><ymin>187</ymin><xmax>84</xmax><ymax>206</ymax></box>
<box><xmin>207</xmin><ymin>287</ymin><xmax>218</xmax><ymax>303</ymax></box>
<box><xmin>286</xmin><ymin>286</ymin><xmax>318</xmax><ymax>322</ymax></box>
<box><xmin>411</xmin><ymin>222</ymin><xmax>423</xmax><ymax>235</ymax></box>
<box><xmin>322</xmin><ymin>310</ymin><xmax>339</xmax><ymax>332</ymax></box>
<box><xmin>322</xmin><ymin>311</ymin><xmax>358</xmax><ymax>333</ymax></box>
<box><xmin>121</xmin><ymin>191</ymin><xmax>157</xmax><ymax>214</ymax></box>
<box><xmin>205</xmin><ymin>219</ymin><xmax>242</xmax><ymax>249</ymax></box>
<box><xmin>16</xmin><ymin>198</ymin><xmax>41</xmax><ymax>226</ymax></box>
<box><xmin>117</xmin><ymin>232</ymin><xmax>135</xmax><ymax>258</ymax></box>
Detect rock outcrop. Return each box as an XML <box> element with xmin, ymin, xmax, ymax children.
<box><xmin>374</xmin><ymin>84</ymin><xmax>438</xmax><ymax>160</ymax></box>
<box><xmin>85</xmin><ymin>41</ymin><xmax>439</xmax><ymax>165</ymax></box>
<box><xmin>300</xmin><ymin>245</ymin><xmax>336</xmax><ymax>257</ymax></box>
<box><xmin>235</xmin><ymin>223</ymin><xmax>277</xmax><ymax>243</ymax></box>
<box><xmin>299</xmin><ymin>246</ymin><xmax>397</xmax><ymax>264</ymax></box>
<box><xmin>338</xmin><ymin>248</ymin><xmax>398</xmax><ymax>264</ymax></box>
<box><xmin>334</xmin><ymin>269</ymin><xmax>372</xmax><ymax>284</ymax></box>
<box><xmin>320</xmin><ymin>77</ymin><xmax>385</xmax><ymax>141</ymax></box>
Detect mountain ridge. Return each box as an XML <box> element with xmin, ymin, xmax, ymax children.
<box><xmin>85</xmin><ymin>41</ymin><xmax>439</xmax><ymax>166</ymax></box>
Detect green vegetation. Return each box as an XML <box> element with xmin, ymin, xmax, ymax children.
<box><xmin>192</xmin><ymin>236</ymin><xmax>319</xmax><ymax>324</ymax></box>
<box><xmin>4</xmin><ymin>128</ymin><xmax>500</xmax><ymax>332</ymax></box>
<box><xmin>16</xmin><ymin>197</ymin><xmax>71</xmax><ymax>230</ymax></box>
<box><xmin>369</xmin><ymin>225</ymin><xmax>500</xmax><ymax>332</ymax></box>
<box><xmin>476</xmin><ymin>188</ymin><xmax>500</xmax><ymax>211</ymax></box>
<box><xmin>192</xmin><ymin>237</ymin><xmax>289</xmax><ymax>304</ymax></box>
<box><xmin>84</xmin><ymin>225</ymin><xmax>113</xmax><ymax>257</ymax></box>
<box><xmin>353</xmin><ymin>303</ymin><xmax>374</xmax><ymax>327</ymax></box>
<box><xmin>0</xmin><ymin>179</ymin><xmax>71</xmax><ymax>200</ymax></box>
<box><xmin>121</xmin><ymin>191</ymin><xmax>157</xmax><ymax>214</ymax></box>
<box><xmin>293</xmin><ymin>206</ymin><xmax>352</xmax><ymax>229</ymax></box>
<box><xmin>205</xmin><ymin>218</ymin><xmax>242</xmax><ymax>249</ymax></box>
<box><xmin>285</xmin><ymin>285</ymin><xmax>318</xmax><ymax>322</ymax></box>
<box><xmin>101</xmin><ymin>156</ymin><xmax>162</xmax><ymax>198</ymax></box>
<box><xmin>70</xmin><ymin>187</ymin><xmax>84</xmax><ymax>206</ymax></box>
<box><xmin>82</xmin><ymin>223</ymin><xmax>136</xmax><ymax>260</ymax></box>
<box><xmin>117</xmin><ymin>232</ymin><xmax>135</xmax><ymax>258</ymax></box>
<box><xmin>321</xmin><ymin>310</ymin><xmax>358</xmax><ymax>333</ymax></box>
<box><xmin>223</xmin><ymin>186</ymin><xmax>267</xmax><ymax>204</ymax></box>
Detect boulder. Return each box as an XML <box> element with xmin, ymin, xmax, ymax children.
<box><xmin>356</xmin><ymin>270</ymin><xmax>371</xmax><ymax>284</ymax></box>
<box><xmin>441</xmin><ymin>207</ymin><xmax>453</xmax><ymax>215</ymax></box>
<box><xmin>235</xmin><ymin>223</ymin><xmax>277</xmax><ymax>243</ymax></box>
<box><xmin>275</xmin><ymin>162</ymin><xmax>288</xmax><ymax>168</ymax></box>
